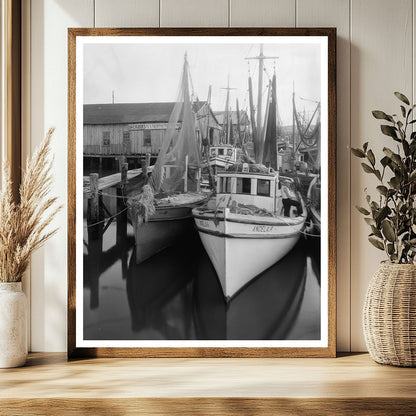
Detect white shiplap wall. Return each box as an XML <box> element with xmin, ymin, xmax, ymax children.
<box><xmin>23</xmin><ymin>0</ymin><xmax>415</xmax><ymax>352</ymax></box>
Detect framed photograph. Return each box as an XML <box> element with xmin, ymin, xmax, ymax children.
<box><xmin>68</xmin><ymin>28</ymin><xmax>336</xmax><ymax>358</ymax></box>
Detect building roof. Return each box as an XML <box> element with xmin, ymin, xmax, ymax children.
<box><xmin>84</xmin><ymin>102</ymin><xmax>207</xmax><ymax>125</ymax></box>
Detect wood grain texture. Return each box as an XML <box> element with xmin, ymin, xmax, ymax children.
<box><xmin>67</xmin><ymin>27</ymin><xmax>336</xmax><ymax>359</ymax></box>
<box><xmin>350</xmin><ymin>0</ymin><xmax>413</xmax><ymax>351</ymax></box>
<box><xmin>160</xmin><ymin>0</ymin><xmax>229</xmax><ymax>27</ymax></box>
<box><xmin>230</xmin><ymin>0</ymin><xmax>295</xmax><ymax>27</ymax></box>
<box><xmin>2</xmin><ymin>398</ymin><xmax>416</xmax><ymax>416</ymax></box>
<box><xmin>297</xmin><ymin>0</ymin><xmax>350</xmax><ymax>352</ymax></box>
<box><xmin>95</xmin><ymin>0</ymin><xmax>159</xmax><ymax>27</ymax></box>
<box><xmin>1</xmin><ymin>353</ymin><xmax>416</xmax><ymax>415</ymax></box>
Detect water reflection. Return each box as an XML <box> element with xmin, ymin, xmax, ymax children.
<box><xmin>84</xmin><ymin>218</ymin><xmax>321</xmax><ymax>341</ymax></box>
<box><xmin>193</xmin><ymin>238</ymin><xmax>309</xmax><ymax>340</ymax></box>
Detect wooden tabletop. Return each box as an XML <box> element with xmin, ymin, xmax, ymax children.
<box><xmin>1</xmin><ymin>352</ymin><xmax>415</xmax><ymax>415</ymax></box>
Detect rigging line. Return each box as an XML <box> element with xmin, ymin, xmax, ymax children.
<box><xmin>84</xmin><ymin>207</ymin><xmax>129</xmax><ymax>229</ymax></box>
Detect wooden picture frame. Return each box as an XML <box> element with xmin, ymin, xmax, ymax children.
<box><xmin>68</xmin><ymin>28</ymin><xmax>336</xmax><ymax>358</ymax></box>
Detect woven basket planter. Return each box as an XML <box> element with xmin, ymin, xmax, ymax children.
<box><xmin>363</xmin><ymin>262</ymin><xmax>416</xmax><ymax>367</ymax></box>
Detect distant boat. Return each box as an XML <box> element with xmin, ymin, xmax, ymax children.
<box><xmin>208</xmin><ymin>144</ymin><xmax>240</xmax><ymax>169</ymax></box>
<box><xmin>193</xmin><ymin>164</ymin><xmax>306</xmax><ymax>299</ymax></box>
<box><xmin>127</xmin><ymin>54</ymin><xmax>209</xmax><ymax>264</ymax></box>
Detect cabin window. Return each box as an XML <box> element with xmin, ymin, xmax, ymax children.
<box><xmin>218</xmin><ymin>148</ymin><xmax>225</xmax><ymax>156</ymax></box>
<box><xmin>227</xmin><ymin>149</ymin><xmax>233</xmax><ymax>157</ymax></box>
<box><xmin>221</xmin><ymin>177</ymin><xmax>232</xmax><ymax>193</ymax></box>
<box><xmin>257</xmin><ymin>179</ymin><xmax>271</xmax><ymax>197</ymax></box>
<box><xmin>123</xmin><ymin>131</ymin><xmax>130</xmax><ymax>140</ymax></box>
<box><xmin>210</xmin><ymin>148</ymin><xmax>216</xmax><ymax>156</ymax></box>
<box><xmin>236</xmin><ymin>177</ymin><xmax>251</xmax><ymax>194</ymax></box>
<box><xmin>143</xmin><ymin>130</ymin><xmax>151</xmax><ymax>146</ymax></box>
<box><xmin>102</xmin><ymin>131</ymin><xmax>110</xmax><ymax>146</ymax></box>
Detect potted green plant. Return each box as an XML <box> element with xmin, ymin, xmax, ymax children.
<box><xmin>351</xmin><ymin>92</ymin><xmax>416</xmax><ymax>367</ymax></box>
<box><xmin>0</xmin><ymin>128</ymin><xmax>60</xmax><ymax>368</ymax></box>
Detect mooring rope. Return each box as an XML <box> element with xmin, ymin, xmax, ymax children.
<box><xmin>84</xmin><ymin>207</ymin><xmax>129</xmax><ymax>229</ymax></box>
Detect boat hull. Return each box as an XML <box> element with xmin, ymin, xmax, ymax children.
<box><xmin>130</xmin><ymin>193</ymin><xmax>209</xmax><ymax>264</ymax></box>
<box><xmin>132</xmin><ymin>207</ymin><xmax>194</xmax><ymax>264</ymax></box>
<box><xmin>193</xmin><ymin>209</ymin><xmax>306</xmax><ymax>298</ymax></box>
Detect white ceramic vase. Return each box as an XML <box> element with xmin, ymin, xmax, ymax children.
<box><xmin>0</xmin><ymin>282</ymin><xmax>28</xmax><ymax>368</ymax></box>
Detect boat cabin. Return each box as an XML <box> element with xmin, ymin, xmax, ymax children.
<box><xmin>210</xmin><ymin>145</ymin><xmax>238</xmax><ymax>164</ymax></box>
<box><xmin>216</xmin><ymin>165</ymin><xmax>287</xmax><ymax>213</ymax></box>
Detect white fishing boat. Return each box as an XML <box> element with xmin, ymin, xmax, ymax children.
<box><xmin>193</xmin><ymin>45</ymin><xmax>308</xmax><ymax>299</ymax></box>
<box><xmin>193</xmin><ymin>164</ymin><xmax>306</xmax><ymax>299</ymax></box>
<box><xmin>127</xmin><ymin>54</ymin><xmax>209</xmax><ymax>264</ymax></box>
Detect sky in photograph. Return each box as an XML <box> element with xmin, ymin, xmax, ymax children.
<box><xmin>83</xmin><ymin>40</ymin><xmax>321</xmax><ymax>125</ymax></box>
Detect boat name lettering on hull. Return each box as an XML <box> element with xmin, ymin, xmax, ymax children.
<box><xmin>199</xmin><ymin>219</ymin><xmax>214</xmax><ymax>228</ymax></box>
<box><xmin>252</xmin><ymin>225</ymin><xmax>274</xmax><ymax>232</ymax></box>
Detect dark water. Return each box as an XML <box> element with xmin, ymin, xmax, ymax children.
<box><xmin>83</xmin><ymin>192</ymin><xmax>321</xmax><ymax>341</ymax></box>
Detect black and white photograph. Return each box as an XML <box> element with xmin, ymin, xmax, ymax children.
<box><xmin>74</xmin><ymin>33</ymin><xmax>331</xmax><ymax>351</ymax></box>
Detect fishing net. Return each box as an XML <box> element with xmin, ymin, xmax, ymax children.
<box><xmin>127</xmin><ymin>184</ymin><xmax>156</xmax><ymax>225</ymax></box>
<box><xmin>149</xmin><ymin>56</ymin><xmax>201</xmax><ymax>194</ymax></box>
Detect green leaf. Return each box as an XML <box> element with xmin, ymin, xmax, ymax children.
<box><xmin>364</xmin><ymin>217</ymin><xmax>376</xmax><ymax>226</ymax></box>
<box><xmin>376</xmin><ymin>185</ymin><xmax>388</xmax><ymax>196</ymax></box>
<box><xmin>369</xmin><ymin>236</ymin><xmax>385</xmax><ymax>251</ymax></box>
<box><xmin>383</xmin><ymin>147</ymin><xmax>403</xmax><ymax>168</ymax></box>
<box><xmin>361</xmin><ymin>163</ymin><xmax>374</xmax><ymax>174</ymax></box>
<box><xmin>388</xmin><ymin>176</ymin><xmax>401</xmax><ymax>189</ymax></box>
<box><xmin>367</xmin><ymin>149</ymin><xmax>375</xmax><ymax>166</ymax></box>
<box><xmin>356</xmin><ymin>206</ymin><xmax>370</xmax><ymax>215</ymax></box>
<box><xmin>394</xmin><ymin>91</ymin><xmax>410</xmax><ymax>105</ymax></box>
<box><xmin>372</xmin><ymin>110</ymin><xmax>394</xmax><ymax>122</ymax></box>
<box><xmin>350</xmin><ymin>147</ymin><xmax>366</xmax><ymax>158</ymax></box>
<box><xmin>400</xmin><ymin>105</ymin><xmax>406</xmax><ymax>117</ymax></box>
<box><xmin>403</xmin><ymin>140</ymin><xmax>410</xmax><ymax>156</ymax></box>
<box><xmin>382</xmin><ymin>219</ymin><xmax>396</xmax><ymax>242</ymax></box>
<box><xmin>387</xmin><ymin>243</ymin><xmax>395</xmax><ymax>255</ymax></box>
<box><xmin>376</xmin><ymin>206</ymin><xmax>390</xmax><ymax>224</ymax></box>
<box><xmin>374</xmin><ymin>170</ymin><xmax>382</xmax><ymax>181</ymax></box>
<box><xmin>381</xmin><ymin>125</ymin><xmax>399</xmax><ymax>141</ymax></box>
<box><xmin>371</xmin><ymin>225</ymin><xmax>383</xmax><ymax>238</ymax></box>
<box><xmin>363</xmin><ymin>142</ymin><xmax>369</xmax><ymax>152</ymax></box>
<box><xmin>409</xmin><ymin>169</ymin><xmax>416</xmax><ymax>182</ymax></box>
<box><xmin>380</xmin><ymin>156</ymin><xmax>390</xmax><ymax>167</ymax></box>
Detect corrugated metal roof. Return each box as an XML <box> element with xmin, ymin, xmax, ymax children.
<box><xmin>84</xmin><ymin>102</ymin><xmax>207</xmax><ymax>125</ymax></box>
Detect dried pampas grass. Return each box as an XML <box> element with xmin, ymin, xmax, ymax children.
<box><xmin>0</xmin><ymin>128</ymin><xmax>61</xmax><ymax>282</ymax></box>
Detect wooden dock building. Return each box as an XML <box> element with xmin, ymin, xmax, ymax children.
<box><xmin>83</xmin><ymin>102</ymin><xmax>221</xmax><ymax>175</ymax></box>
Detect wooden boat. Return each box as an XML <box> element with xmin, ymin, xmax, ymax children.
<box><xmin>307</xmin><ymin>175</ymin><xmax>321</xmax><ymax>235</ymax></box>
<box><xmin>193</xmin><ymin>164</ymin><xmax>307</xmax><ymax>299</ymax></box>
<box><xmin>208</xmin><ymin>144</ymin><xmax>239</xmax><ymax>171</ymax></box>
<box><xmin>193</xmin><ymin>46</ymin><xmax>308</xmax><ymax>299</ymax></box>
<box><xmin>127</xmin><ymin>54</ymin><xmax>209</xmax><ymax>264</ymax></box>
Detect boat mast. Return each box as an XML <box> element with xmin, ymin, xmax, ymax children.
<box><xmin>236</xmin><ymin>98</ymin><xmax>242</xmax><ymax>146</ymax></box>
<box><xmin>246</xmin><ymin>45</ymin><xmax>278</xmax><ymax>163</ymax></box>
<box><xmin>221</xmin><ymin>74</ymin><xmax>235</xmax><ymax>144</ymax></box>
<box><xmin>205</xmin><ymin>85</ymin><xmax>215</xmax><ymax>187</ymax></box>
<box><xmin>269</xmin><ymin>69</ymin><xmax>278</xmax><ymax>170</ymax></box>
<box><xmin>248</xmin><ymin>68</ymin><xmax>257</xmax><ymax>155</ymax></box>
